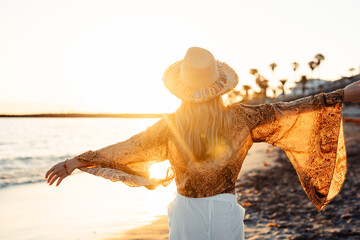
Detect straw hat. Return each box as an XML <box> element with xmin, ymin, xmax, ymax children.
<box><xmin>162</xmin><ymin>47</ymin><xmax>238</xmax><ymax>102</ymax></box>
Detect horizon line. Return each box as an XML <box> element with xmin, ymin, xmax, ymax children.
<box><xmin>0</xmin><ymin>113</ymin><xmax>168</xmax><ymax>118</ymax></box>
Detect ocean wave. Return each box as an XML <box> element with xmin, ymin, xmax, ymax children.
<box><xmin>0</xmin><ymin>117</ymin><xmax>157</xmax><ymax>190</ymax></box>
<box><xmin>0</xmin><ymin>178</ymin><xmax>46</xmax><ymax>189</ymax></box>
<box><xmin>0</xmin><ymin>171</ymin><xmax>84</xmax><ymax>189</ymax></box>
<box><xmin>0</xmin><ymin>154</ymin><xmax>74</xmax><ymax>189</ymax></box>
<box><xmin>0</xmin><ymin>154</ymin><xmax>72</xmax><ymax>162</ymax></box>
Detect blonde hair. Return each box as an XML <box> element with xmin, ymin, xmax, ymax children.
<box><xmin>174</xmin><ymin>96</ymin><xmax>232</xmax><ymax>161</ymax></box>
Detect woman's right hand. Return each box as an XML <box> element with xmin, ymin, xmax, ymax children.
<box><xmin>344</xmin><ymin>80</ymin><xmax>360</xmax><ymax>102</ymax></box>
<box><xmin>45</xmin><ymin>160</ymin><xmax>73</xmax><ymax>186</ymax></box>
<box><xmin>45</xmin><ymin>158</ymin><xmax>90</xmax><ymax>187</ymax></box>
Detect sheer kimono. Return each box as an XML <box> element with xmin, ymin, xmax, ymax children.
<box><xmin>75</xmin><ymin>89</ymin><xmax>345</xmax><ymax>211</ymax></box>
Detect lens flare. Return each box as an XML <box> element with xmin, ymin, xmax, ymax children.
<box><xmin>149</xmin><ymin>160</ymin><xmax>171</xmax><ymax>179</ymax></box>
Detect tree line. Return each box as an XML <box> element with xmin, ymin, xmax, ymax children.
<box><xmin>227</xmin><ymin>53</ymin><xmax>358</xmax><ymax>104</ymax></box>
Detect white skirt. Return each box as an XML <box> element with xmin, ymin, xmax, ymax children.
<box><xmin>167</xmin><ymin>193</ymin><xmax>245</xmax><ymax>240</ymax></box>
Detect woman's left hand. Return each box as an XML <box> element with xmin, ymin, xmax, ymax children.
<box><xmin>344</xmin><ymin>80</ymin><xmax>360</xmax><ymax>102</ymax></box>
<box><xmin>45</xmin><ymin>160</ymin><xmax>74</xmax><ymax>186</ymax></box>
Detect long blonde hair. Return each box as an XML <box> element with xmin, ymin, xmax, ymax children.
<box><xmin>174</xmin><ymin>96</ymin><xmax>232</xmax><ymax>161</ymax></box>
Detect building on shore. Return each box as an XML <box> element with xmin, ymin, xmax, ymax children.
<box><xmin>288</xmin><ymin>74</ymin><xmax>360</xmax><ymax>97</ymax></box>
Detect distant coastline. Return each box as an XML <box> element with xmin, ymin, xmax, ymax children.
<box><xmin>0</xmin><ymin>113</ymin><xmax>166</xmax><ymax>118</ymax></box>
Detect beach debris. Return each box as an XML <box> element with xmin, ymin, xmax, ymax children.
<box><xmin>241</xmin><ymin>202</ymin><xmax>253</xmax><ymax>207</ymax></box>
<box><xmin>263</xmin><ymin>161</ymin><xmax>270</xmax><ymax>167</ymax></box>
<box><xmin>267</xmin><ymin>223</ymin><xmax>280</xmax><ymax>228</ymax></box>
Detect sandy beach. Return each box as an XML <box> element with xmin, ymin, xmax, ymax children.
<box><xmin>0</xmin><ymin>172</ymin><xmax>175</xmax><ymax>240</ymax></box>
<box><xmin>105</xmin><ymin>216</ymin><xmax>170</xmax><ymax>240</ymax></box>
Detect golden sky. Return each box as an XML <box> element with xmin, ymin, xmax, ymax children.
<box><xmin>1</xmin><ymin>0</ymin><xmax>359</xmax><ymax>114</ymax></box>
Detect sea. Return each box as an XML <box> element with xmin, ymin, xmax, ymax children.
<box><xmin>0</xmin><ymin>117</ymin><xmax>160</xmax><ymax>189</ymax></box>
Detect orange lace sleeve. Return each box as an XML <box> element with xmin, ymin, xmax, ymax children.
<box><xmin>75</xmin><ymin>115</ymin><xmax>174</xmax><ymax>190</ymax></box>
<box><xmin>241</xmin><ymin>89</ymin><xmax>346</xmax><ymax>211</ymax></box>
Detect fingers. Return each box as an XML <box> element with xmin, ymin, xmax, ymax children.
<box><xmin>56</xmin><ymin>176</ymin><xmax>65</xmax><ymax>187</ymax></box>
<box><xmin>45</xmin><ymin>161</ymin><xmax>71</xmax><ymax>187</ymax></box>
<box><xmin>47</xmin><ymin>172</ymin><xmax>56</xmax><ymax>183</ymax></box>
<box><xmin>45</xmin><ymin>167</ymin><xmax>54</xmax><ymax>179</ymax></box>
<box><xmin>46</xmin><ymin>169</ymin><xmax>69</xmax><ymax>186</ymax></box>
<box><xmin>49</xmin><ymin>174</ymin><xmax>60</xmax><ymax>186</ymax></box>
<box><xmin>48</xmin><ymin>172</ymin><xmax>68</xmax><ymax>186</ymax></box>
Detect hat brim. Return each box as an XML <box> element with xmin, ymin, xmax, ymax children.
<box><xmin>162</xmin><ymin>60</ymin><xmax>238</xmax><ymax>102</ymax></box>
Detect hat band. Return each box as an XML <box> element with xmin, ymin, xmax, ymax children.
<box><xmin>175</xmin><ymin>64</ymin><xmax>227</xmax><ymax>100</ymax></box>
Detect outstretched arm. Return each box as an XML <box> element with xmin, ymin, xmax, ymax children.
<box><xmin>238</xmin><ymin>88</ymin><xmax>346</xmax><ymax>211</ymax></box>
<box><xmin>45</xmin><ymin>115</ymin><xmax>172</xmax><ymax>188</ymax></box>
<box><xmin>344</xmin><ymin>80</ymin><xmax>360</xmax><ymax>102</ymax></box>
<box><xmin>45</xmin><ymin>158</ymin><xmax>92</xmax><ymax>186</ymax></box>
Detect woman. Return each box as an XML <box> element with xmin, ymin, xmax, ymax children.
<box><xmin>45</xmin><ymin>47</ymin><xmax>360</xmax><ymax>240</ymax></box>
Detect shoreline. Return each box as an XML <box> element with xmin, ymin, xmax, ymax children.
<box><xmin>0</xmin><ymin>113</ymin><xmax>165</xmax><ymax>118</ymax></box>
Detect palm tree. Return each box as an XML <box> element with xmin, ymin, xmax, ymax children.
<box><xmin>300</xmin><ymin>75</ymin><xmax>308</xmax><ymax>94</ymax></box>
<box><xmin>272</xmin><ymin>89</ymin><xmax>277</xmax><ymax>98</ymax></box>
<box><xmin>250</xmin><ymin>69</ymin><xmax>269</xmax><ymax>100</ymax></box>
<box><xmin>314</xmin><ymin>53</ymin><xmax>325</xmax><ymax>79</ymax></box>
<box><xmin>269</xmin><ymin>62</ymin><xmax>277</xmax><ymax>72</ymax></box>
<box><xmin>249</xmin><ymin>68</ymin><xmax>258</xmax><ymax>77</ymax></box>
<box><xmin>349</xmin><ymin>67</ymin><xmax>355</xmax><ymax>76</ymax></box>
<box><xmin>255</xmin><ymin>74</ymin><xmax>269</xmax><ymax>99</ymax></box>
<box><xmin>314</xmin><ymin>53</ymin><xmax>325</xmax><ymax>64</ymax></box>
<box><xmin>280</xmin><ymin>79</ymin><xmax>287</xmax><ymax>96</ymax></box>
<box><xmin>292</xmin><ymin>62</ymin><xmax>299</xmax><ymax>82</ymax></box>
<box><xmin>261</xmin><ymin>79</ymin><xmax>269</xmax><ymax>99</ymax></box>
<box><xmin>308</xmin><ymin>61</ymin><xmax>317</xmax><ymax>92</ymax></box>
<box><xmin>269</xmin><ymin>62</ymin><xmax>277</xmax><ymax>87</ymax></box>
<box><xmin>242</xmin><ymin>85</ymin><xmax>251</xmax><ymax>100</ymax></box>
<box><xmin>308</xmin><ymin>61</ymin><xmax>317</xmax><ymax>75</ymax></box>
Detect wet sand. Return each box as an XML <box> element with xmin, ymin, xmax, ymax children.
<box><xmin>105</xmin><ymin>216</ymin><xmax>169</xmax><ymax>240</ymax></box>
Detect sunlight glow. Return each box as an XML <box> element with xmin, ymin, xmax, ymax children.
<box><xmin>149</xmin><ymin>160</ymin><xmax>172</xmax><ymax>179</ymax></box>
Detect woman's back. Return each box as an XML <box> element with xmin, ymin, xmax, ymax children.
<box><xmin>166</xmin><ymin>100</ymin><xmax>252</xmax><ymax>197</ymax></box>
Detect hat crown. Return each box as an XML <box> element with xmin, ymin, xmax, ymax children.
<box><xmin>180</xmin><ymin>47</ymin><xmax>218</xmax><ymax>88</ymax></box>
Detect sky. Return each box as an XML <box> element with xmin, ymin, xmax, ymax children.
<box><xmin>1</xmin><ymin>0</ymin><xmax>359</xmax><ymax>114</ymax></box>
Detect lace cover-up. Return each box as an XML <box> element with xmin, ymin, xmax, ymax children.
<box><xmin>76</xmin><ymin>89</ymin><xmax>345</xmax><ymax>211</ymax></box>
